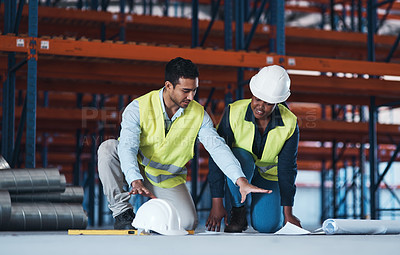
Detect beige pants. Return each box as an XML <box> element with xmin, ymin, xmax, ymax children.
<box><xmin>97</xmin><ymin>139</ymin><xmax>198</xmax><ymax>230</ymax></box>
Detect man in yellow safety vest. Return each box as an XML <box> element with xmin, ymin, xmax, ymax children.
<box><xmin>98</xmin><ymin>57</ymin><xmax>270</xmax><ymax>230</ymax></box>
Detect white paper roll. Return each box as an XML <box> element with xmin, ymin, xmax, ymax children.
<box><xmin>322</xmin><ymin>219</ymin><xmax>400</xmax><ymax>235</ymax></box>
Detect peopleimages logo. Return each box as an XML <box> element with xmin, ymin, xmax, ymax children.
<box><xmin>297</xmin><ymin>109</ymin><xmax>318</xmax><ymax>129</ymax></box>
<box><xmin>81</xmin><ymin>135</ymin><xmax>118</xmax><ymax>147</ymax></box>
<box><xmin>81</xmin><ymin>106</ymin><xmax>122</xmax><ymax>129</ymax></box>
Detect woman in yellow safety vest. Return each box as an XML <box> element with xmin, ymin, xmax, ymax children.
<box><xmin>206</xmin><ymin>65</ymin><xmax>302</xmax><ymax>233</ymax></box>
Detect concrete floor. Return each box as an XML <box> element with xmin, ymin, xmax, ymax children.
<box><xmin>1</xmin><ymin>231</ymin><xmax>399</xmax><ymax>255</ymax></box>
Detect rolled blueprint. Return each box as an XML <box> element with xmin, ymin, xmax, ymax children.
<box><xmin>322</xmin><ymin>218</ymin><xmax>400</xmax><ymax>235</ymax></box>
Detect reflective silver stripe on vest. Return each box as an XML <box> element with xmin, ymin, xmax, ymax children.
<box><xmin>258</xmin><ymin>164</ymin><xmax>277</xmax><ymax>173</ymax></box>
<box><xmin>145</xmin><ymin>168</ymin><xmax>188</xmax><ymax>183</ymax></box>
<box><xmin>148</xmin><ymin>161</ymin><xmax>185</xmax><ymax>175</ymax></box>
<box><xmin>138</xmin><ymin>150</ymin><xmax>150</xmax><ymax>166</ymax></box>
<box><xmin>139</xmin><ymin>150</ymin><xmax>186</xmax><ymax>175</ymax></box>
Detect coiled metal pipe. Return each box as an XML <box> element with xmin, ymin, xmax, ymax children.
<box><xmin>0</xmin><ymin>191</ymin><xmax>12</xmax><ymax>228</ymax></box>
<box><xmin>2</xmin><ymin>201</ymin><xmax>88</xmax><ymax>230</ymax></box>
<box><xmin>0</xmin><ymin>156</ymin><xmax>10</xmax><ymax>169</ymax></box>
<box><xmin>10</xmin><ymin>186</ymin><xmax>84</xmax><ymax>203</ymax></box>
<box><xmin>0</xmin><ymin>168</ymin><xmax>66</xmax><ymax>193</ymax></box>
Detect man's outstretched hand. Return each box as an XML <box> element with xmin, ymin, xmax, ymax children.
<box><xmin>236</xmin><ymin>177</ymin><xmax>272</xmax><ymax>203</ymax></box>
<box><xmin>129</xmin><ymin>179</ymin><xmax>156</xmax><ymax>198</ymax></box>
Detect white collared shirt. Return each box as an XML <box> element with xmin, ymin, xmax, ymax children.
<box><xmin>118</xmin><ymin>88</ymin><xmax>244</xmax><ymax>186</ymax></box>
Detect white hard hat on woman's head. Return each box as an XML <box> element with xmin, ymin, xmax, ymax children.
<box><xmin>249</xmin><ymin>65</ymin><xmax>291</xmax><ymax>104</ymax></box>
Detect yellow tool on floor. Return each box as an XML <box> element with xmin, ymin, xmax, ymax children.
<box><xmin>68</xmin><ymin>229</ymin><xmax>194</xmax><ymax>235</ymax></box>
<box><xmin>68</xmin><ymin>229</ymin><xmax>138</xmax><ymax>235</ymax></box>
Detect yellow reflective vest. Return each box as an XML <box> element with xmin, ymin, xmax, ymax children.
<box><xmin>229</xmin><ymin>99</ymin><xmax>297</xmax><ymax>181</ymax></box>
<box><xmin>136</xmin><ymin>89</ymin><xmax>204</xmax><ymax>188</ymax></box>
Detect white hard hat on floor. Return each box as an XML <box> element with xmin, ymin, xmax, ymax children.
<box><xmin>249</xmin><ymin>65</ymin><xmax>291</xmax><ymax>104</ymax></box>
<box><xmin>132</xmin><ymin>198</ymin><xmax>188</xmax><ymax>236</ymax></box>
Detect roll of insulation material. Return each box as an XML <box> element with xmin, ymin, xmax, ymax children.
<box><xmin>4</xmin><ymin>202</ymin><xmax>88</xmax><ymax>230</ymax></box>
<box><xmin>0</xmin><ymin>168</ymin><xmax>66</xmax><ymax>193</ymax></box>
<box><xmin>0</xmin><ymin>191</ymin><xmax>12</xmax><ymax>228</ymax></box>
<box><xmin>10</xmin><ymin>186</ymin><xmax>84</xmax><ymax>203</ymax></box>
<box><xmin>322</xmin><ymin>218</ymin><xmax>400</xmax><ymax>235</ymax></box>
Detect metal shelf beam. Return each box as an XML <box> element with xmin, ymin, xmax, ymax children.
<box><xmin>1</xmin><ymin>6</ymin><xmax>399</xmax><ymax>61</ymax></box>
<box><xmin>1</xmin><ymin>35</ymin><xmax>400</xmax><ymax>76</ymax></box>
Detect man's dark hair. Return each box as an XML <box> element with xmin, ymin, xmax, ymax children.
<box><xmin>165</xmin><ymin>57</ymin><xmax>199</xmax><ymax>87</ymax></box>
